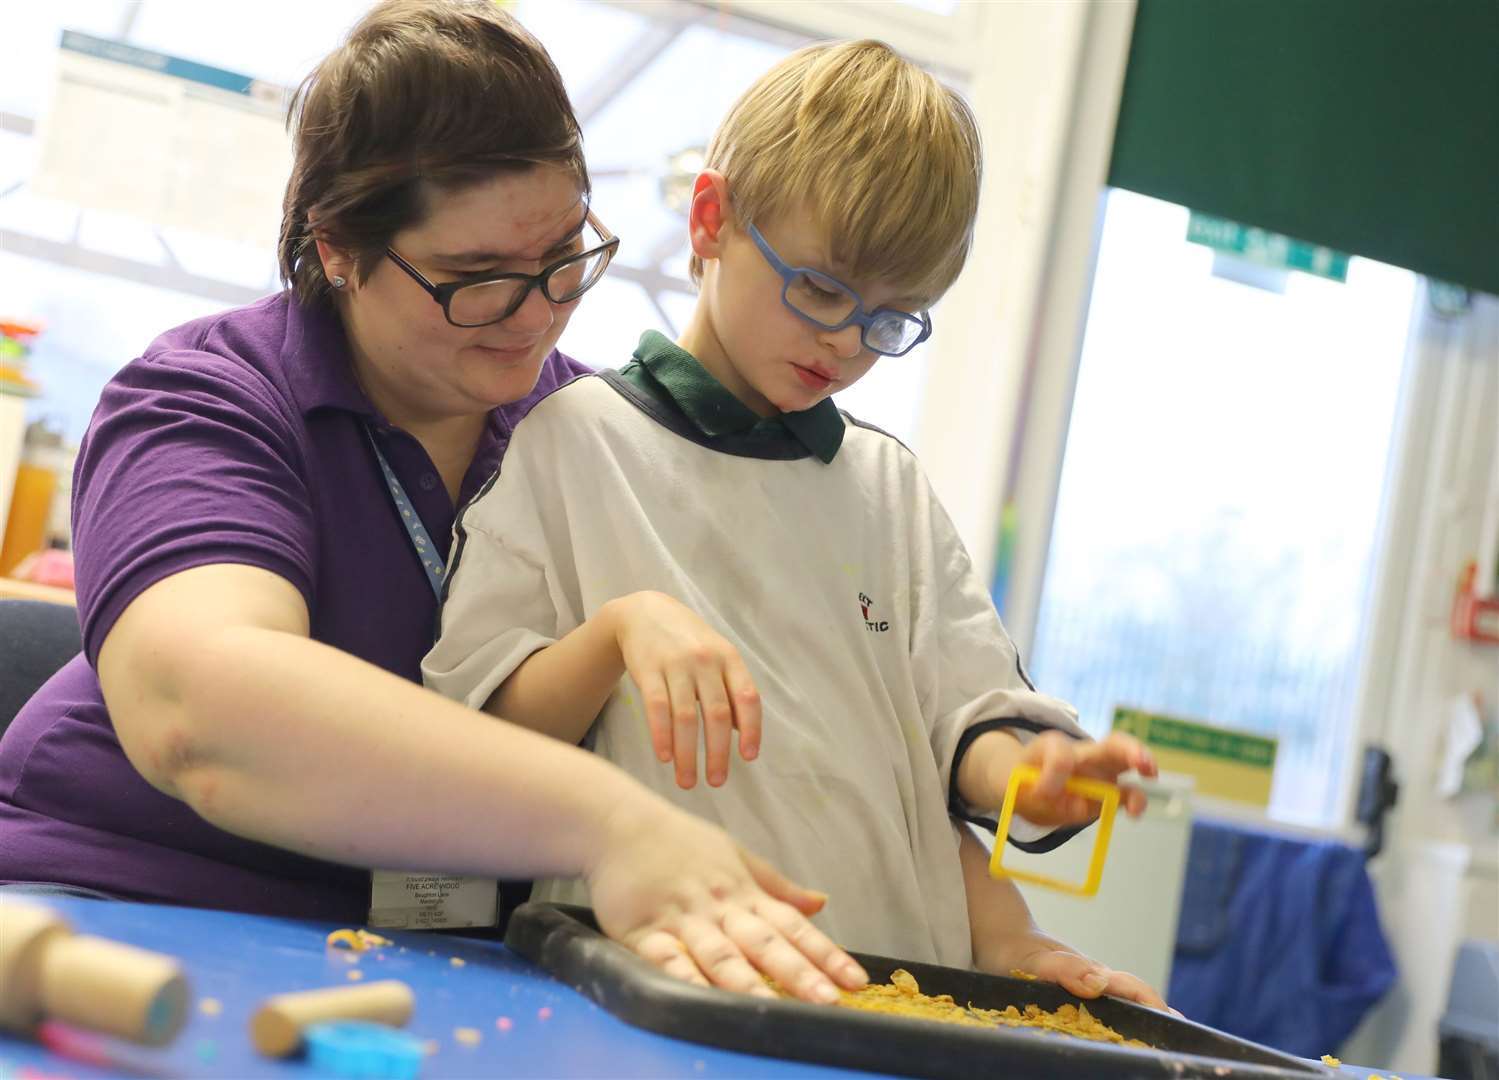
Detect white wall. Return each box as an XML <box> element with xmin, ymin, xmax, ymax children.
<box><xmin>912</xmin><ymin>2</ymin><xmax>1135</xmax><ymax>619</ymax></box>
<box><xmin>1340</xmin><ymin>287</ymin><xmax>1499</xmax><ymax>1072</ymax></box>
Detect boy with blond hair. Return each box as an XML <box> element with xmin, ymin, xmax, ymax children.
<box><xmin>425</xmin><ymin>41</ymin><xmax>1164</xmax><ymax>1005</ymax></box>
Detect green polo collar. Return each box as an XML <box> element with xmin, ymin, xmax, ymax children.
<box><xmin>618</xmin><ymin>330</ymin><xmax>845</xmax><ymax>464</ymax></box>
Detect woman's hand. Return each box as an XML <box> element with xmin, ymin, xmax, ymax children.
<box><xmin>606</xmin><ymin>591</ymin><xmax>762</xmax><ymax>788</ymax></box>
<box><xmin>586</xmin><ymin>796</ymin><xmax>867</xmax><ymax>1002</ymax></box>
<box><xmin>976</xmin><ymin>929</ymin><xmax>1172</xmax><ymax>1013</ymax></box>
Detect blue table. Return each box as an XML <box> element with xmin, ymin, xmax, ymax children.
<box><xmin>1</xmin><ymin>897</ymin><xmax>868</xmax><ymax>1079</ymax></box>
<box><xmin>0</xmin><ymin>897</ymin><xmax>1428</xmax><ymax>1079</ymax></box>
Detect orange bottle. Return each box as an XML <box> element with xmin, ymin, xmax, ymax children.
<box><xmin>0</xmin><ymin>423</ymin><xmax>65</xmax><ymax>578</ymax></box>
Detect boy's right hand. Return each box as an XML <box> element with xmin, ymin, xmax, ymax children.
<box><xmin>587</xmin><ymin>795</ymin><xmax>868</xmax><ymax>1002</ymax></box>
<box><xmin>604</xmin><ymin>591</ymin><xmax>762</xmax><ymax>788</ymax></box>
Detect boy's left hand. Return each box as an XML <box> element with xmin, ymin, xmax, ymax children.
<box><xmin>981</xmin><ymin>931</ymin><xmax>1173</xmax><ymax>1013</ymax></box>
<box><xmin>1004</xmin><ymin>731</ymin><xmax>1158</xmax><ymax>827</ymax></box>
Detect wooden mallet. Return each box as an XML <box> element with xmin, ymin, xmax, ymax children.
<box><xmin>250</xmin><ymin>981</ymin><xmax>415</xmax><ymax>1057</ymax></box>
<box><xmin>0</xmin><ymin>900</ymin><xmax>189</xmax><ymax>1046</ymax></box>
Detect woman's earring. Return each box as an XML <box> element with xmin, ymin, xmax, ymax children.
<box><xmin>331</xmin><ymin>275</ymin><xmax>347</xmax><ymax>289</ymax></box>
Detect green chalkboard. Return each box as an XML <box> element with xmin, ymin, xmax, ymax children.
<box><xmin>1108</xmin><ymin>0</ymin><xmax>1498</xmax><ymax>296</ymax></box>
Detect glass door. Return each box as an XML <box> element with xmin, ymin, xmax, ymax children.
<box><xmin>1026</xmin><ymin>189</ymin><xmax>1419</xmax><ymax>827</ymax></box>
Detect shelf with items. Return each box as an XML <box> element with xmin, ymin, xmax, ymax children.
<box><xmin>0</xmin><ymin>318</ymin><xmax>44</xmax><ymax>400</ymax></box>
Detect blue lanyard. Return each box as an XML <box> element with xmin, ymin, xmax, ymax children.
<box><xmin>365</xmin><ymin>426</ymin><xmax>446</xmax><ymax>600</ymax></box>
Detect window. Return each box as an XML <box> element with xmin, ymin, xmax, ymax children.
<box><xmin>1027</xmin><ymin>189</ymin><xmax>1419</xmax><ymax>826</ymax></box>
<box><xmin>1</xmin><ymin>1</ymin><xmax>937</xmax><ymax>448</ymax></box>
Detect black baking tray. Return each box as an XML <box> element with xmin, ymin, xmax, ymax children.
<box><xmin>505</xmin><ymin>903</ymin><xmax>1331</xmax><ymax>1080</ymax></box>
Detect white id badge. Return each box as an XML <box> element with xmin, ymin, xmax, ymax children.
<box><xmin>367</xmin><ymin>871</ymin><xmax>499</xmax><ymax>929</ymax></box>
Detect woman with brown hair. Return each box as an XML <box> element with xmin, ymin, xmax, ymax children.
<box><xmin>0</xmin><ymin>0</ymin><xmax>864</xmax><ymax>1003</ymax></box>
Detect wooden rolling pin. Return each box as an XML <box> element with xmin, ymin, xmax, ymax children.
<box><xmin>251</xmin><ymin>981</ymin><xmax>415</xmax><ymax>1056</ymax></box>
<box><xmin>0</xmin><ymin>900</ymin><xmax>189</xmax><ymax>1046</ymax></box>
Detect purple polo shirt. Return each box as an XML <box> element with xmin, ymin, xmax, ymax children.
<box><xmin>0</xmin><ymin>292</ymin><xmax>588</xmax><ymax>920</ymax></box>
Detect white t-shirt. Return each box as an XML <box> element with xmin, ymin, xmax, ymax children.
<box><xmin>423</xmin><ymin>346</ymin><xmax>1084</xmax><ymax>967</ymax></box>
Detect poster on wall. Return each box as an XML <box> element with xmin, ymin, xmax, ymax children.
<box><xmin>29</xmin><ymin>31</ymin><xmax>290</xmax><ymax>249</ymax></box>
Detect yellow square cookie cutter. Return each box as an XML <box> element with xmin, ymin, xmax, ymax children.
<box><xmin>988</xmin><ymin>764</ymin><xmax>1119</xmax><ymax>896</ymax></box>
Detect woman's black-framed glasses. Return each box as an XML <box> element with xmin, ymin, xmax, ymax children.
<box><xmin>385</xmin><ymin>210</ymin><xmax>619</xmax><ymax>328</ymax></box>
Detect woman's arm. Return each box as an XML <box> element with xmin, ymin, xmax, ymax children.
<box><xmin>99</xmin><ymin>563</ymin><xmax>863</xmax><ymax>1001</ymax></box>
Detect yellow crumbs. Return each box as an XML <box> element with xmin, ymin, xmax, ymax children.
<box><xmin>815</xmin><ymin>969</ymin><xmax>1148</xmax><ymax>1049</ymax></box>
<box><xmin>346</xmin><ymin>969</ymin><xmax>364</xmax><ymax>981</ymax></box>
<box><xmin>450</xmin><ymin>957</ymin><xmax>467</xmax><ymax>967</ymax></box>
<box><xmin>454</xmin><ymin>1027</ymin><xmax>482</xmax><ymax>1047</ymax></box>
<box><xmin>326</xmin><ymin>928</ymin><xmax>395</xmax><ymax>952</ymax></box>
<box><xmin>198</xmin><ymin>998</ymin><xmax>222</xmax><ymax>1017</ymax></box>
<box><xmin>1322</xmin><ymin>1056</ymin><xmax>1341</xmax><ymax>1067</ymax></box>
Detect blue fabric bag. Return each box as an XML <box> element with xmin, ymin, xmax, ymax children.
<box><xmin>1169</xmin><ymin>818</ymin><xmax>1398</xmax><ymax>1055</ymax></box>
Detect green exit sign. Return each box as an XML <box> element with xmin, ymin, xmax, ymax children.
<box><xmin>1188</xmin><ymin>213</ymin><xmax>1350</xmax><ymax>283</ymax></box>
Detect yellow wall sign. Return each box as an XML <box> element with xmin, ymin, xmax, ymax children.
<box><xmin>1112</xmin><ymin>706</ymin><xmax>1278</xmax><ymax>807</ymax></box>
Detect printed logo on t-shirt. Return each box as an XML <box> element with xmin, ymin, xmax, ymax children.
<box><xmin>859</xmin><ymin>591</ymin><xmax>890</xmax><ymax>633</ymax></box>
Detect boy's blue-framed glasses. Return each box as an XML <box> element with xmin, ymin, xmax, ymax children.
<box><xmin>747</xmin><ymin>222</ymin><xmax>931</xmax><ymax>357</ymax></box>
